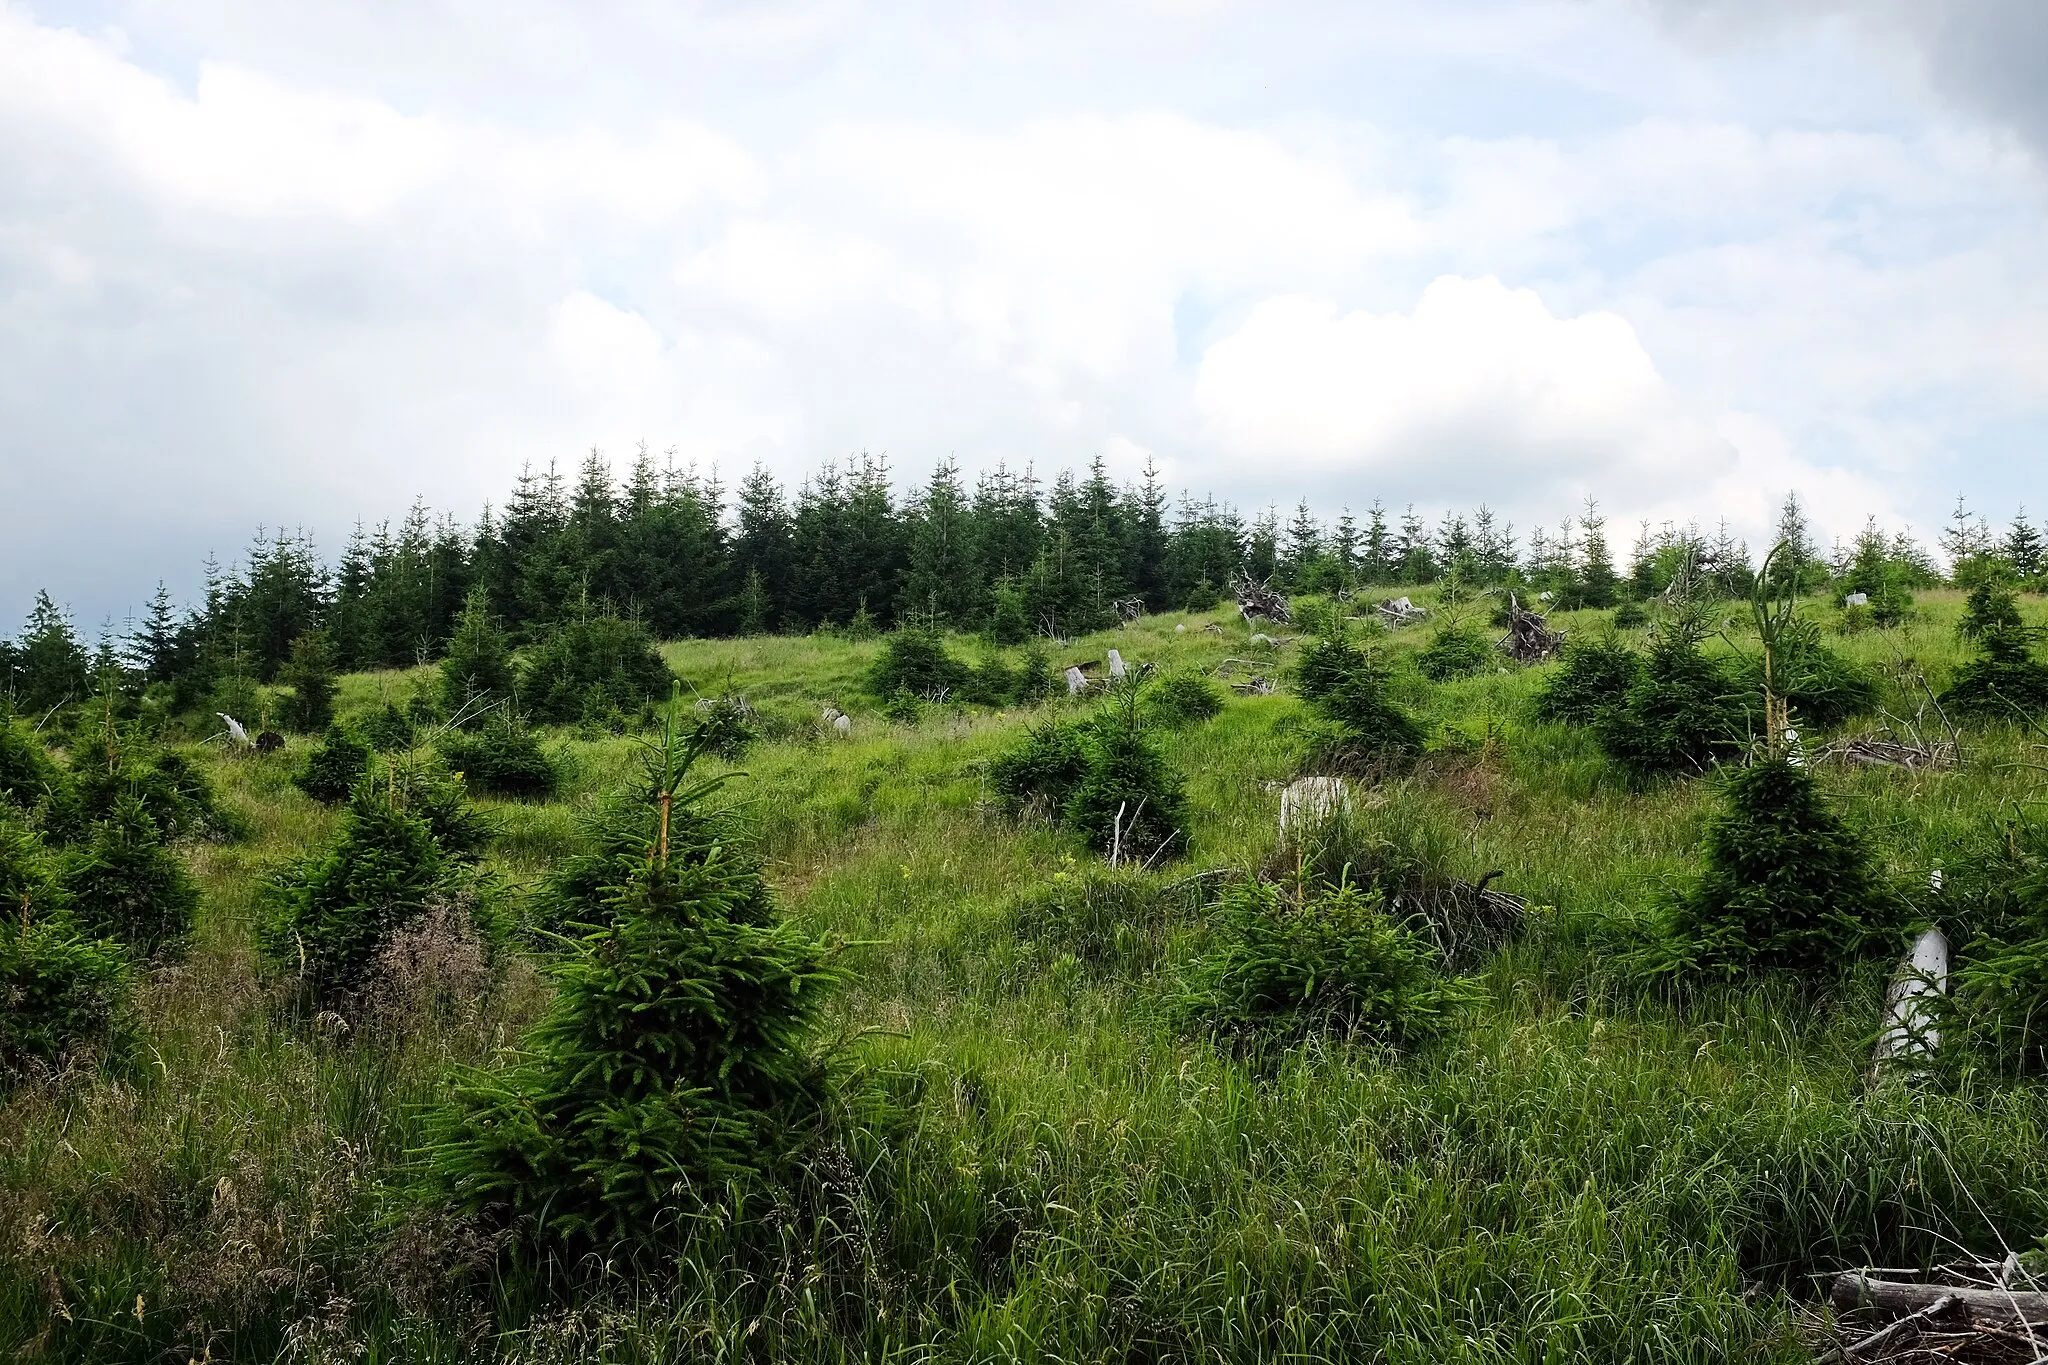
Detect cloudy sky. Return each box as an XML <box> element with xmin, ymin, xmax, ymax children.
<box><xmin>3</xmin><ymin>0</ymin><xmax>2045</xmax><ymax>630</ymax></box>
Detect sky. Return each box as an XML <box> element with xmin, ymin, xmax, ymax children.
<box><xmin>2</xmin><ymin>0</ymin><xmax>2045</xmax><ymax>631</ymax></box>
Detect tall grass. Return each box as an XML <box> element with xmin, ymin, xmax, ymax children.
<box><xmin>4</xmin><ymin>591</ymin><xmax>2046</xmax><ymax>1361</ymax></box>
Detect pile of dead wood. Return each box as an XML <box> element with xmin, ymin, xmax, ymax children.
<box><xmin>1814</xmin><ymin>734</ymin><xmax>1959</xmax><ymax>771</ymax></box>
<box><xmin>1497</xmin><ymin>594</ymin><xmax>1563</xmax><ymax>663</ymax></box>
<box><xmin>1215</xmin><ymin>658</ymin><xmax>1277</xmax><ymax>696</ymax></box>
<box><xmin>1231</xmin><ymin>571</ymin><xmax>1293</xmax><ymax>625</ymax></box>
<box><xmin>1818</xmin><ymin>1260</ymin><xmax>2047</xmax><ymax>1363</ymax></box>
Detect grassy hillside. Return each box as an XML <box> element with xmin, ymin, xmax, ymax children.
<box><xmin>4</xmin><ymin>588</ymin><xmax>2046</xmax><ymax>1362</ymax></box>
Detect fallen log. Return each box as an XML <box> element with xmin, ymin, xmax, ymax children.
<box><xmin>1840</xmin><ymin>1293</ymin><xmax>1954</xmax><ymax>1357</ymax></box>
<box><xmin>1830</xmin><ymin>1273</ymin><xmax>2048</xmax><ymax>1326</ymax></box>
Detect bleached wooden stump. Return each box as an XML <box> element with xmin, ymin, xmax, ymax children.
<box><xmin>1279</xmin><ymin>777</ymin><xmax>1351</xmax><ymax>843</ymax></box>
<box><xmin>1873</xmin><ymin>925</ymin><xmax>1949</xmax><ymax>1072</ymax></box>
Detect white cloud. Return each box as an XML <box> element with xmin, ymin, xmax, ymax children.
<box><xmin>0</xmin><ymin>0</ymin><xmax>2044</xmax><ymax>625</ymax></box>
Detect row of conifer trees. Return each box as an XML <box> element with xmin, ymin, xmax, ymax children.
<box><xmin>3</xmin><ymin>442</ymin><xmax>2045</xmax><ymax>719</ymax></box>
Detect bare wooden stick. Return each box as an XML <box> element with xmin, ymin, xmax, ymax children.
<box><xmin>1840</xmin><ymin>1293</ymin><xmax>1954</xmax><ymax>1357</ymax></box>
<box><xmin>1831</xmin><ymin>1274</ymin><xmax>2048</xmax><ymax>1325</ymax></box>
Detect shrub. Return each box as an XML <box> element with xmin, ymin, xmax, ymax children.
<box><xmin>1416</xmin><ymin>623</ymin><xmax>1494</xmax><ymax>681</ymax></box>
<box><xmin>1534</xmin><ymin>636</ymin><xmax>1642</xmax><ymax>725</ymax></box>
<box><xmin>989</xmin><ymin>716</ymin><xmax>1091</xmax><ymax>816</ymax></box>
<box><xmin>1171</xmin><ymin>878</ymin><xmax>1478</xmax><ymax>1052</ymax></box>
<box><xmin>1290</xmin><ymin>597</ymin><xmax>1344</xmax><ymax>638</ymax></box>
<box><xmin>1613</xmin><ymin>601</ymin><xmax>1649</xmax><ymax>630</ymax></box>
<box><xmin>1293</xmin><ymin>632</ymin><xmax>1367</xmax><ymax>703</ymax></box>
<box><xmin>440</xmin><ymin>586</ymin><xmax>516</xmax><ymax>721</ymax></box>
<box><xmin>1146</xmin><ymin>672</ymin><xmax>1224</xmax><ymax>728</ymax></box>
<box><xmin>529</xmin><ymin>761</ymin><xmax>771</xmax><ymax>942</ymax></box>
<box><xmin>961</xmin><ymin>654</ymin><xmax>1015</xmax><ymax>707</ymax></box>
<box><xmin>423</xmin><ymin>730</ymin><xmax>840</xmax><ymax>1251</ymax></box>
<box><xmin>0</xmin><ymin>817</ymin><xmax>64</xmax><ymax>921</ymax></box>
<box><xmin>880</xmin><ymin>689</ymin><xmax>924</xmax><ymax>724</ymax></box>
<box><xmin>1010</xmin><ymin>643</ymin><xmax>1060</xmax><ymax>704</ymax></box>
<box><xmin>1306</xmin><ymin>665</ymin><xmax>1426</xmax><ymax>772</ymax></box>
<box><xmin>1654</xmin><ymin>756</ymin><xmax>1900</xmax><ymax>980</ymax></box>
<box><xmin>1959</xmin><ymin>577</ymin><xmax>2025</xmax><ymax>642</ymax></box>
<box><xmin>260</xmin><ymin>786</ymin><xmax>494</xmax><ymax>1001</ymax></box>
<box><xmin>1730</xmin><ymin>621</ymin><xmax>1879</xmax><ymax>732</ymax></box>
<box><xmin>0</xmin><ymin>917</ymin><xmax>132</xmax><ymax>1084</ymax></box>
<box><xmin>682</xmin><ymin>695</ymin><xmax>756</xmax><ymax>763</ymax></box>
<box><xmin>521</xmin><ymin>613</ymin><xmax>673</xmax><ymax>725</ymax></box>
<box><xmin>866</xmin><ymin>629</ymin><xmax>972</xmax><ymax>702</ymax></box>
<box><xmin>294</xmin><ymin>724</ymin><xmax>371</xmax><ymax>805</ymax></box>
<box><xmin>438</xmin><ymin>716</ymin><xmax>560</xmax><ymax>799</ymax></box>
<box><xmin>1943</xmin><ymin>582</ymin><xmax>2048</xmax><ymax>721</ymax></box>
<box><xmin>0</xmin><ymin>708</ymin><xmax>68</xmax><ymax>819</ymax></box>
<box><xmin>1942</xmin><ymin>811</ymin><xmax>2048</xmax><ymax>1074</ymax></box>
<box><xmin>1061</xmin><ymin>691</ymin><xmax>1188</xmax><ymax>862</ymax></box>
<box><xmin>61</xmin><ymin>797</ymin><xmax>201</xmax><ymax>960</ymax></box>
<box><xmin>277</xmin><ymin>629</ymin><xmax>339</xmax><ymax>733</ymax></box>
<box><xmin>66</xmin><ymin>721</ymin><xmax>239</xmax><ymax>843</ymax></box>
<box><xmin>1596</xmin><ymin>615</ymin><xmax>1744</xmax><ymax>779</ymax></box>
<box><xmin>362</xmin><ymin>702</ymin><xmax>417</xmax><ymax>753</ymax></box>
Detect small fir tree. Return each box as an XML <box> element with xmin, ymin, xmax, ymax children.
<box><xmin>520</xmin><ymin>612</ymin><xmax>672</xmax><ymax>724</ymax></box>
<box><xmin>438</xmin><ymin>714</ymin><xmax>560</xmax><ymax>799</ymax></box>
<box><xmin>14</xmin><ymin>591</ymin><xmax>89</xmax><ymax>715</ymax></box>
<box><xmin>1660</xmin><ymin>756</ymin><xmax>1898</xmax><ymax>978</ymax></box>
<box><xmin>424</xmin><ymin>720</ymin><xmax>840</xmax><ymax>1250</ymax></box>
<box><xmin>1577</xmin><ymin>500</ymin><xmax>1620</xmax><ymax>609</ymax></box>
<box><xmin>61</xmin><ymin>797</ymin><xmax>201</xmax><ymax>960</ymax></box>
<box><xmin>259</xmin><ymin>785</ymin><xmax>480</xmax><ymax>1000</ymax></box>
<box><xmin>1171</xmin><ymin>877</ymin><xmax>1478</xmax><ymax>1053</ymax></box>
<box><xmin>1534</xmin><ymin>636</ymin><xmax>1642</xmax><ymax>725</ymax></box>
<box><xmin>294</xmin><ymin>724</ymin><xmax>372</xmax><ymax>805</ymax></box>
<box><xmin>1061</xmin><ymin>686</ymin><xmax>1189</xmax><ymax>862</ymax></box>
<box><xmin>1</xmin><ymin>912</ymin><xmax>133</xmax><ymax>1084</ymax></box>
<box><xmin>440</xmin><ymin>586</ymin><xmax>516</xmax><ymax>722</ymax></box>
<box><xmin>277</xmin><ymin>629</ymin><xmax>339</xmax><ymax>733</ymax></box>
<box><xmin>1416</xmin><ymin>622</ymin><xmax>1494</xmax><ymax>681</ymax></box>
<box><xmin>866</xmin><ymin>629</ymin><xmax>972</xmax><ymax>702</ymax></box>
<box><xmin>2003</xmin><ymin>509</ymin><xmax>2044</xmax><ymax>585</ymax></box>
<box><xmin>1597</xmin><ymin>609</ymin><xmax>1744</xmax><ymax>779</ymax></box>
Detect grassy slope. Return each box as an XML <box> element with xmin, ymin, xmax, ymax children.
<box><xmin>4</xmin><ymin>590</ymin><xmax>2047</xmax><ymax>1362</ymax></box>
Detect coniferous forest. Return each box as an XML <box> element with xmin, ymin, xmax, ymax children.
<box><xmin>7</xmin><ymin>451</ymin><xmax>2048</xmax><ymax>1362</ymax></box>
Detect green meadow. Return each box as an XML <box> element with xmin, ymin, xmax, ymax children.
<box><xmin>4</xmin><ymin>588</ymin><xmax>2046</xmax><ymax>1363</ymax></box>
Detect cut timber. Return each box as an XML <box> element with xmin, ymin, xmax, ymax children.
<box><xmin>1830</xmin><ymin>1274</ymin><xmax>2048</xmax><ymax>1326</ymax></box>
<box><xmin>1107</xmin><ymin>649</ymin><xmax>1127</xmax><ymax>679</ymax></box>
<box><xmin>1065</xmin><ymin>666</ymin><xmax>1088</xmax><ymax>696</ymax></box>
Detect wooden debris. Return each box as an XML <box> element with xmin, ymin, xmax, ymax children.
<box><xmin>1830</xmin><ymin>1273</ymin><xmax>2048</xmax><ymax>1327</ymax></box>
<box><xmin>1065</xmin><ymin>666</ymin><xmax>1088</xmax><ymax>696</ymax></box>
<box><xmin>1107</xmin><ymin>649</ymin><xmax>1127</xmax><ymax>679</ymax></box>
<box><xmin>1497</xmin><ymin>594</ymin><xmax>1563</xmax><ymax>663</ymax></box>
<box><xmin>1216</xmin><ymin>658</ymin><xmax>1278</xmax><ymax>696</ymax></box>
<box><xmin>1814</xmin><ymin>734</ymin><xmax>1957</xmax><ymax>771</ymax></box>
<box><xmin>1818</xmin><ymin>1262</ymin><xmax>2048</xmax><ymax>1364</ymax></box>
<box><xmin>1111</xmin><ymin>595</ymin><xmax>1145</xmax><ymax>624</ymax></box>
<box><xmin>1377</xmin><ymin>596</ymin><xmax>1427</xmax><ymax>628</ymax></box>
<box><xmin>1232</xmin><ymin>571</ymin><xmax>1293</xmax><ymax>625</ymax></box>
